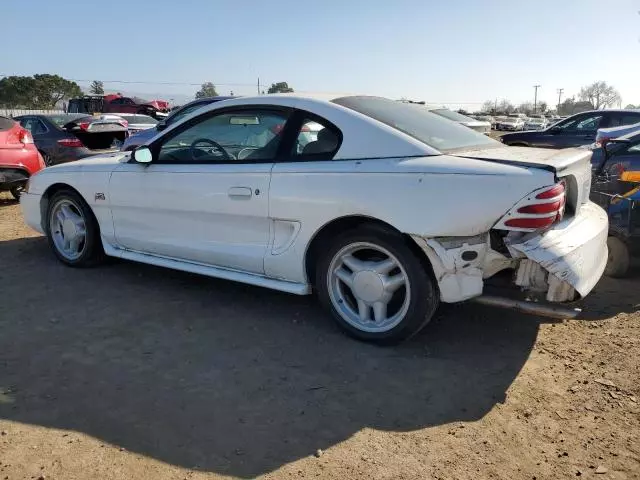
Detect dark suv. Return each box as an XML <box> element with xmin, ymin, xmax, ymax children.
<box><xmin>500</xmin><ymin>109</ymin><xmax>640</xmax><ymax>148</ymax></box>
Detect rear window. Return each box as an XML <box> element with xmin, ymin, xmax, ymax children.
<box><xmin>333</xmin><ymin>96</ymin><xmax>498</xmax><ymax>152</ymax></box>
<box><xmin>47</xmin><ymin>114</ymin><xmax>87</xmax><ymax>127</ymax></box>
<box><xmin>0</xmin><ymin>116</ymin><xmax>16</xmax><ymax>131</ymax></box>
<box><xmin>430</xmin><ymin>109</ymin><xmax>474</xmax><ymax>123</ymax></box>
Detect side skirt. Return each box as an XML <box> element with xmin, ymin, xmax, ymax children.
<box><xmin>102</xmin><ymin>240</ymin><xmax>311</xmax><ymax>296</ymax></box>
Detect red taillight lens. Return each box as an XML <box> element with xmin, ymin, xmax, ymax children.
<box><xmin>517</xmin><ymin>197</ymin><xmax>565</xmax><ymax>214</ymax></box>
<box><xmin>78</xmin><ymin>121</ymin><xmax>91</xmax><ymax>131</ymax></box>
<box><xmin>505</xmin><ymin>217</ymin><xmax>557</xmax><ymax>229</ymax></box>
<box><xmin>119</xmin><ymin>120</ymin><xmax>129</xmax><ymax>128</ymax></box>
<box><xmin>535</xmin><ymin>182</ymin><xmax>565</xmax><ymax>199</ymax></box>
<box><xmin>19</xmin><ymin>128</ymin><xmax>34</xmax><ymax>144</ymax></box>
<box><xmin>58</xmin><ymin>138</ymin><xmax>84</xmax><ymax>148</ymax></box>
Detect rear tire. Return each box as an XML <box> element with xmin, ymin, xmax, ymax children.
<box><xmin>39</xmin><ymin>150</ymin><xmax>51</xmax><ymax>166</ymax></box>
<box><xmin>45</xmin><ymin>189</ymin><xmax>105</xmax><ymax>267</ymax></box>
<box><xmin>604</xmin><ymin>236</ymin><xmax>630</xmax><ymax>278</ymax></box>
<box><xmin>315</xmin><ymin>225</ymin><xmax>439</xmax><ymax>345</ymax></box>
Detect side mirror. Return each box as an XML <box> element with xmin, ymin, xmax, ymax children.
<box><xmin>132</xmin><ymin>146</ymin><xmax>153</xmax><ymax>164</ymax></box>
<box><xmin>156</xmin><ymin>121</ymin><xmax>167</xmax><ymax>132</ymax></box>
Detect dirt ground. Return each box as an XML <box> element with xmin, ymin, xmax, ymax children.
<box><xmin>0</xmin><ymin>192</ymin><xmax>639</xmax><ymax>480</ymax></box>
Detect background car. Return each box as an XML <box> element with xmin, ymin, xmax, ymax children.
<box><xmin>15</xmin><ymin>113</ymin><xmax>129</xmax><ymax>166</ymax></box>
<box><xmin>21</xmin><ymin>94</ymin><xmax>607</xmax><ymax>344</ymax></box>
<box><xmin>524</xmin><ymin>117</ymin><xmax>548</xmax><ymax>130</ymax></box>
<box><xmin>500</xmin><ymin>116</ymin><xmax>525</xmax><ymax>131</ymax></box>
<box><xmin>595</xmin><ymin>121</ymin><xmax>640</xmax><ymax>145</ymax></box>
<box><xmin>0</xmin><ymin>116</ymin><xmax>44</xmax><ymax>200</ymax></box>
<box><xmin>110</xmin><ymin>113</ymin><xmax>158</xmax><ymax>135</ymax></box>
<box><xmin>121</xmin><ymin>96</ymin><xmax>234</xmax><ymax>150</ymax></box>
<box><xmin>429</xmin><ymin>108</ymin><xmax>491</xmax><ymax>134</ymax></box>
<box><xmin>102</xmin><ymin>94</ymin><xmax>169</xmax><ymax>119</ymax></box>
<box><xmin>501</xmin><ymin>109</ymin><xmax>640</xmax><ymax>148</ymax></box>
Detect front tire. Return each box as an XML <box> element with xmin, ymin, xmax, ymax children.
<box><xmin>604</xmin><ymin>235</ymin><xmax>630</xmax><ymax>278</ymax></box>
<box><xmin>45</xmin><ymin>189</ymin><xmax>105</xmax><ymax>267</ymax></box>
<box><xmin>315</xmin><ymin>226</ymin><xmax>439</xmax><ymax>345</ymax></box>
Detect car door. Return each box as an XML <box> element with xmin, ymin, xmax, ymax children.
<box><xmin>534</xmin><ymin>112</ymin><xmax>607</xmax><ymax>148</ymax></box>
<box><xmin>605</xmin><ymin>111</ymin><xmax>640</xmax><ymax>129</ymax></box>
<box><xmin>108</xmin><ymin>106</ymin><xmax>290</xmax><ymax>274</ymax></box>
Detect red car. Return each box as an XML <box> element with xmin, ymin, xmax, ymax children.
<box><xmin>102</xmin><ymin>94</ymin><xmax>169</xmax><ymax>118</ymax></box>
<box><xmin>0</xmin><ymin>116</ymin><xmax>45</xmax><ymax>200</ymax></box>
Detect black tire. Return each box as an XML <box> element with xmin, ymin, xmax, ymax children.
<box><xmin>315</xmin><ymin>225</ymin><xmax>439</xmax><ymax>345</ymax></box>
<box><xmin>45</xmin><ymin>189</ymin><xmax>105</xmax><ymax>267</ymax></box>
<box><xmin>604</xmin><ymin>235</ymin><xmax>630</xmax><ymax>278</ymax></box>
<box><xmin>9</xmin><ymin>186</ymin><xmax>23</xmax><ymax>201</ymax></box>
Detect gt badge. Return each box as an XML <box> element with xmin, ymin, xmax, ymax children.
<box><xmin>95</xmin><ymin>193</ymin><xmax>106</xmax><ymax>201</ymax></box>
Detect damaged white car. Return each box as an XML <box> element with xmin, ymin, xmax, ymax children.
<box><xmin>20</xmin><ymin>95</ymin><xmax>609</xmax><ymax>344</ymax></box>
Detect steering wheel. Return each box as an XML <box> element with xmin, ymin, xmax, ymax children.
<box><xmin>190</xmin><ymin>138</ymin><xmax>232</xmax><ymax>161</ymax></box>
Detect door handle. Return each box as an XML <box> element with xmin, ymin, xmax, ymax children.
<box><xmin>228</xmin><ymin>186</ymin><xmax>253</xmax><ymax>199</ymax></box>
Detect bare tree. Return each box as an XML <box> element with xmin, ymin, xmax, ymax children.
<box><xmin>481</xmin><ymin>100</ymin><xmax>495</xmax><ymax>112</ymax></box>
<box><xmin>497</xmin><ymin>99</ymin><xmax>515</xmax><ymax>114</ymax></box>
<box><xmin>517</xmin><ymin>102</ymin><xmax>534</xmax><ymax>115</ymax></box>
<box><xmin>579</xmin><ymin>81</ymin><xmax>621</xmax><ymax>109</ymax></box>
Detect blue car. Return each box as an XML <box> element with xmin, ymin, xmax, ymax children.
<box><xmin>121</xmin><ymin>96</ymin><xmax>234</xmax><ymax>151</ymax></box>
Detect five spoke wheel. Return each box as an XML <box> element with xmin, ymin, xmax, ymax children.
<box><xmin>49</xmin><ymin>198</ymin><xmax>87</xmax><ymax>261</ymax></box>
<box><xmin>328</xmin><ymin>242</ymin><xmax>411</xmax><ymax>333</ymax></box>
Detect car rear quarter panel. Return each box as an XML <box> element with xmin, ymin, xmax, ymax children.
<box><xmin>266</xmin><ymin>155</ymin><xmax>554</xmax><ymax>283</ymax></box>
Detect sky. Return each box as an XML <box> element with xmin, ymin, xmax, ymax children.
<box><xmin>3</xmin><ymin>0</ymin><xmax>640</xmax><ymax>110</ymax></box>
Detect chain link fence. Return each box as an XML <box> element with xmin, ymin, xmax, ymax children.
<box><xmin>0</xmin><ymin>108</ymin><xmax>65</xmax><ymax>118</ymax></box>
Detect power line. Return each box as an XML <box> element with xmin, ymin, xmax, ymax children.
<box><xmin>0</xmin><ymin>74</ymin><xmax>268</xmax><ymax>88</ymax></box>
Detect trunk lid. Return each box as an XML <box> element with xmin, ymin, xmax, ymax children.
<box><xmin>63</xmin><ymin>115</ymin><xmax>128</xmax><ymax>150</ymax></box>
<box><xmin>452</xmin><ymin>146</ymin><xmax>593</xmax><ymax>216</ymax></box>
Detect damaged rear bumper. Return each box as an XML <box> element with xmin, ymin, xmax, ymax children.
<box><xmin>411</xmin><ymin>201</ymin><xmax>609</xmax><ymax>304</ymax></box>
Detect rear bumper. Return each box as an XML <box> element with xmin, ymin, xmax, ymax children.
<box><xmin>411</xmin><ymin>202</ymin><xmax>608</xmax><ymax>304</ymax></box>
<box><xmin>20</xmin><ymin>192</ymin><xmax>44</xmax><ymax>234</ymax></box>
<box><xmin>507</xmin><ymin>201</ymin><xmax>609</xmax><ymax>299</ymax></box>
<box><xmin>0</xmin><ymin>168</ymin><xmax>29</xmax><ymax>190</ymax></box>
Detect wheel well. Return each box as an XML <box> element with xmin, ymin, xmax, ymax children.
<box><xmin>40</xmin><ymin>183</ymin><xmax>91</xmax><ymax>230</ymax></box>
<box><xmin>304</xmin><ymin>215</ymin><xmax>435</xmax><ymax>287</ymax></box>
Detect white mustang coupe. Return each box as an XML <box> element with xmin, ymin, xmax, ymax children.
<box><xmin>20</xmin><ymin>95</ymin><xmax>608</xmax><ymax>344</ymax></box>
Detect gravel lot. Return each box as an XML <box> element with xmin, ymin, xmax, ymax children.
<box><xmin>1</xmin><ymin>192</ymin><xmax>639</xmax><ymax>480</ymax></box>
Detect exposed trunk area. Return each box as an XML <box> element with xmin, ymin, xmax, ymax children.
<box><xmin>72</xmin><ymin>131</ymin><xmax>127</xmax><ymax>150</ymax></box>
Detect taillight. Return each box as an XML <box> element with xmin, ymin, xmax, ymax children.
<box><xmin>58</xmin><ymin>138</ymin><xmax>84</xmax><ymax>148</ymax></box>
<box><xmin>119</xmin><ymin>120</ymin><xmax>129</xmax><ymax>128</ymax></box>
<box><xmin>535</xmin><ymin>182</ymin><xmax>565</xmax><ymax>199</ymax></box>
<box><xmin>78</xmin><ymin>121</ymin><xmax>91</xmax><ymax>131</ymax></box>
<box><xmin>495</xmin><ymin>181</ymin><xmax>567</xmax><ymax>232</ymax></box>
<box><xmin>19</xmin><ymin>128</ymin><xmax>33</xmax><ymax>144</ymax></box>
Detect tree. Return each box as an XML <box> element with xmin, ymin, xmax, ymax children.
<box><xmin>517</xmin><ymin>102</ymin><xmax>534</xmax><ymax>115</ymax></box>
<box><xmin>481</xmin><ymin>100</ymin><xmax>495</xmax><ymax>113</ymax></box>
<box><xmin>195</xmin><ymin>82</ymin><xmax>218</xmax><ymax>99</ymax></box>
<box><xmin>538</xmin><ymin>101</ymin><xmax>547</xmax><ymax>113</ymax></box>
<box><xmin>0</xmin><ymin>74</ymin><xmax>82</xmax><ymax>108</ymax></box>
<box><xmin>89</xmin><ymin>80</ymin><xmax>104</xmax><ymax>95</ymax></box>
<box><xmin>497</xmin><ymin>99</ymin><xmax>515</xmax><ymax>114</ymax></box>
<box><xmin>579</xmin><ymin>81</ymin><xmax>621</xmax><ymax>110</ymax></box>
<box><xmin>625</xmin><ymin>104</ymin><xmax>638</xmax><ymax>109</ymax></box>
<box><xmin>267</xmin><ymin>82</ymin><xmax>294</xmax><ymax>94</ymax></box>
<box><xmin>557</xmin><ymin>97</ymin><xmax>593</xmax><ymax>116</ymax></box>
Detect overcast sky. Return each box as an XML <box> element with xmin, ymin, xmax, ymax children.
<box><xmin>3</xmin><ymin>0</ymin><xmax>640</xmax><ymax>110</ymax></box>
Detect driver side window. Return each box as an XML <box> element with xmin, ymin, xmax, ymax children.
<box><xmin>156</xmin><ymin>109</ymin><xmax>288</xmax><ymax>163</ymax></box>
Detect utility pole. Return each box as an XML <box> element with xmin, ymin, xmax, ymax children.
<box><xmin>533</xmin><ymin>85</ymin><xmax>541</xmax><ymax>113</ymax></box>
<box><xmin>257</xmin><ymin>77</ymin><xmax>261</xmax><ymax>95</ymax></box>
<box><xmin>557</xmin><ymin>88</ymin><xmax>564</xmax><ymax>112</ymax></box>
<box><xmin>494</xmin><ymin>98</ymin><xmax>497</xmax><ymax>112</ymax></box>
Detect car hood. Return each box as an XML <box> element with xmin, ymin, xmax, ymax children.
<box><xmin>43</xmin><ymin>152</ymin><xmax>131</xmax><ymax>173</ymax></box>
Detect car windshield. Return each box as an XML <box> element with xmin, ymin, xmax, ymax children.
<box><xmin>528</xmin><ymin>119</ymin><xmax>543</xmax><ymax>124</ymax></box>
<box><xmin>333</xmin><ymin>96</ymin><xmax>498</xmax><ymax>153</ymax></box>
<box><xmin>430</xmin><ymin>109</ymin><xmax>474</xmax><ymax>123</ymax></box>
<box><xmin>47</xmin><ymin>114</ymin><xmax>88</xmax><ymax>127</ymax></box>
<box><xmin>119</xmin><ymin>114</ymin><xmax>158</xmax><ymax>125</ymax></box>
